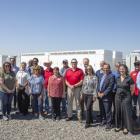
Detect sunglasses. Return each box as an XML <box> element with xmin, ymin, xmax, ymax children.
<box><xmin>5</xmin><ymin>65</ymin><xmax>10</xmax><ymax>67</ymax></box>
<box><xmin>87</xmin><ymin>68</ymin><xmax>92</xmax><ymax>70</ymax></box>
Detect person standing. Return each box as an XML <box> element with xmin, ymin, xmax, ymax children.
<box><xmin>44</xmin><ymin>60</ymin><xmax>53</xmax><ymax>114</ymax></box>
<box><xmin>65</xmin><ymin>58</ymin><xmax>84</xmax><ymax>121</ymax></box>
<box><xmin>81</xmin><ymin>65</ymin><xmax>97</xmax><ymax>128</ymax></box>
<box><xmin>115</xmin><ymin>64</ymin><xmax>135</xmax><ymax>134</ymax></box>
<box><xmin>130</xmin><ymin>61</ymin><xmax>140</xmax><ymax>119</ymax></box>
<box><xmin>48</xmin><ymin>67</ymin><xmax>65</xmax><ymax>121</ymax></box>
<box><xmin>60</xmin><ymin>59</ymin><xmax>69</xmax><ymax>114</ymax></box>
<box><xmin>0</xmin><ymin>62</ymin><xmax>16</xmax><ymax>121</ymax></box>
<box><xmin>16</xmin><ymin>62</ymin><xmax>30</xmax><ymax>115</ymax></box>
<box><xmin>96</xmin><ymin>61</ymin><xmax>106</xmax><ymax>121</ymax></box>
<box><xmin>97</xmin><ymin>63</ymin><xmax>115</xmax><ymax>131</ymax></box>
<box><xmin>80</xmin><ymin>58</ymin><xmax>90</xmax><ymax>120</ymax></box>
<box><xmin>28</xmin><ymin>65</ymin><xmax>44</xmax><ymax>120</ymax></box>
<box><xmin>10</xmin><ymin>56</ymin><xmax>19</xmax><ymax>110</ymax></box>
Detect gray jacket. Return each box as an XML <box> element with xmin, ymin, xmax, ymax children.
<box><xmin>81</xmin><ymin>75</ymin><xmax>97</xmax><ymax>96</ymax></box>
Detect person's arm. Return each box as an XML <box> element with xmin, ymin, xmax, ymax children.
<box><xmin>74</xmin><ymin>70</ymin><xmax>84</xmax><ymax>87</ymax></box>
<box><xmin>11</xmin><ymin>77</ymin><xmax>16</xmax><ymax>93</ymax></box>
<box><xmin>65</xmin><ymin>80</ymin><xmax>73</xmax><ymax>89</ymax></box>
<box><xmin>93</xmin><ymin>77</ymin><xmax>97</xmax><ymax>97</ymax></box>
<box><xmin>22</xmin><ymin>72</ymin><xmax>30</xmax><ymax>88</ymax></box>
<box><xmin>27</xmin><ymin>76</ymin><xmax>32</xmax><ymax>95</ymax></box>
<box><xmin>129</xmin><ymin>77</ymin><xmax>135</xmax><ymax>95</ymax></box>
<box><xmin>74</xmin><ymin>80</ymin><xmax>83</xmax><ymax>88</ymax></box>
<box><xmin>0</xmin><ymin>77</ymin><xmax>11</xmax><ymax>93</ymax></box>
<box><xmin>47</xmin><ymin>77</ymin><xmax>51</xmax><ymax>97</ymax></box>
<box><xmin>130</xmin><ymin>84</ymin><xmax>135</xmax><ymax>95</ymax></box>
<box><xmin>137</xmin><ymin>72</ymin><xmax>140</xmax><ymax>90</ymax></box>
<box><xmin>62</xmin><ymin>78</ymin><xmax>65</xmax><ymax>98</ymax></box>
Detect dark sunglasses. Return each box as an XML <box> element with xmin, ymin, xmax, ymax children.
<box><xmin>5</xmin><ymin>65</ymin><xmax>10</xmax><ymax>67</ymax></box>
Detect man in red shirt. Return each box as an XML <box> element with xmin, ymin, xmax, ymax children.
<box><xmin>44</xmin><ymin>60</ymin><xmax>53</xmax><ymax>114</ymax></box>
<box><xmin>130</xmin><ymin>60</ymin><xmax>140</xmax><ymax>119</ymax></box>
<box><xmin>65</xmin><ymin>58</ymin><xmax>84</xmax><ymax>121</ymax></box>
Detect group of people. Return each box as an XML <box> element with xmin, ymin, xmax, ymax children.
<box><xmin>0</xmin><ymin>56</ymin><xmax>140</xmax><ymax>135</ymax></box>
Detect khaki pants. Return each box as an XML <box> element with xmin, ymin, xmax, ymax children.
<box><xmin>67</xmin><ymin>87</ymin><xmax>81</xmax><ymax>118</ymax></box>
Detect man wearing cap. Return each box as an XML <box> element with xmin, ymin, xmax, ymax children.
<box><xmin>60</xmin><ymin>59</ymin><xmax>69</xmax><ymax>114</ymax></box>
<box><xmin>130</xmin><ymin>60</ymin><xmax>140</xmax><ymax>119</ymax></box>
<box><xmin>65</xmin><ymin>58</ymin><xmax>84</xmax><ymax>121</ymax></box>
<box><xmin>10</xmin><ymin>56</ymin><xmax>19</xmax><ymax>110</ymax></box>
<box><xmin>44</xmin><ymin>60</ymin><xmax>53</xmax><ymax>114</ymax></box>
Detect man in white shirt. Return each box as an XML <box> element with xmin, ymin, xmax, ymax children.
<box><xmin>16</xmin><ymin>62</ymin><xmax>30</xmax><ymax>115</ymax></box>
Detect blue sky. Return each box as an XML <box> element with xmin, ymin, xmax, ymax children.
<box><xmin>0</xmin><ymin>0</ymin><xmax>140</xmax><ymax>56</ymax></box>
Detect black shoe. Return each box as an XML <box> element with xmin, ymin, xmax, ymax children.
<box><xmin>85</xmin><ymin>124</ymin><xmax>90</xmax><ymax>129</ymax></box>
<box><xmin>66</xmin><ymin>117</ymin><xmax>73</xmax><ymax>121</ymax></box>
<box><xmin>105</xmin><ymin>125</ymin><xmax>112</xmax><ymax>131</ymax></box>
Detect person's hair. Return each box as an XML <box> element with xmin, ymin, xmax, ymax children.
<box><xmin>115</xmin><ymin>62</ymin><xmax>121</xmax><ymax>66</ymax></box>
<box><xmin>53</xmin><ymin>67</ymin><xmax>61</xmax><ymax>76</ymax></box>
<box><xmin>21</xmin><ymin>62</ymin><xmax>26</xmax><ymax>66</ymax></box>
<box><xmin>33</xmin><ymin>58</ymin><xmax>39</xmax><ymax>62</ymax></box>
<box><xmin>83</xmin><ymin>58</ymin><xmax>89</xmax><ymax>62</ymax></box>
<box><xmin>134</xmin><ymin>61</ymin><xmax>140</xmax><ymax>67</ymax></box>
<box><xmin>119</xmin><ymin>64</ymin><xmax>129</xmax><ymax>75</ymax></box>
<box><xmin>87</xmin><ymin>65</ymin><xmax>95</xmax><ymax>75</ymax></box>
<box><xmin>103</xmin><ymin>63</ymin><xmax>111</xmax><ymax>69</ymax></box>
<box><xmin>71</xmin><ymin>58</ymin><xmax>78</xmax><ymax>63</ymax></box>
<box><xmin>33</xmin><ymin>65</ymin><xmax>41</xmax><ymax>74</ymax></box>
<box><xmin>28</xmin><ymin>60</ymin><xmax>33</xmax><ymax>66</ymax></box>
<box><xmin>2</xmin><ymin>62</ymin><xmax>12</xmax><ymax>73</ymax></box>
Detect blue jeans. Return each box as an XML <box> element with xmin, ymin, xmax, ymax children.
<box><xmin>45</xmin><ymin>90</ymin><xmax>49</xmax><ymax>112</ymax></box>
<box><xmin>32</xmin><ymin>94</ymin><xmax>43</xmax><ymax>113</ymax></box>
<box><xmin>2</xmin><ymin>93</ymin><xmax>13</xmax><ymax>115</ymax></box>
<box><xmin>0</xmin><ymin>91</ymin><xmax>4</xmax><ymax>112</ymax></box>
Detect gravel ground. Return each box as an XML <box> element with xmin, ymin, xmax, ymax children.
<box><xmin>0</xmin><ymin>101</ymin><xmax>140</xmax><ymax>140</ymax></box>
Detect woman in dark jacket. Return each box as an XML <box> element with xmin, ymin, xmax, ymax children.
<box><xmin>115</xmin><ymin>64</ymin><xmax>134</xmax><ymax>134</ymax></box>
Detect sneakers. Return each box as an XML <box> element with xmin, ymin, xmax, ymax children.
<box><xmin>7</xmin><ymin>115</ymin><xmax>12</xmax><ymax>120</ymax></box>
<box><xmin>39</xmin><ymin>115</ymin><xmax>45</xmax><ymax>120</ymax></box>
<box><xmin>3</xmin><ymin>116</ymin><xmax>8</xmax><ymax>121</ymax></box>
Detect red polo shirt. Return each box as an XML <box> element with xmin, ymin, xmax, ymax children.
<box><xmin>44</xmin><ymin>68</ymin><xmax>53</xmax><ymax>89</ymax></box>
<box><xmin>65</xmin><ymin>68</ymin><xmax>84</xmax><ymax>85</ymax></box>
<box><xmin>130</xmin><ymin>70</ymin><xmax>139</xmax><ymax>96</ymax></box>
